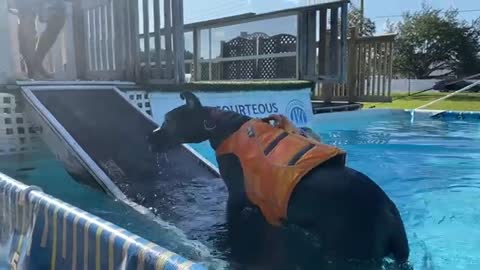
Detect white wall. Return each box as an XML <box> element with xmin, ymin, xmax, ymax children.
<box><xmin>391</xmin><ymin>79</ymin><xmax>440</xmax><ymax>93</ymax></box>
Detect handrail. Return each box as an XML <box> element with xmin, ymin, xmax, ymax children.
<box><xmin>442</xmin><ymin>72</ymin><xmax>480</xmax><ymax>88</ymax></box>
<box><xmin>414</xmin><ymin>79</ymin><xmax>480</xmax><ymax>110</ymax></box>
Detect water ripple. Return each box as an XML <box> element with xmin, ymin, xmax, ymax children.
<box><xmin>310</xmin><ymin>113</ymin><xmax>480</xmax><ymax>270</ymax></box>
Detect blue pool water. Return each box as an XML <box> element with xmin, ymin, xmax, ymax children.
<box><xmin>188</xmin><ymin>110</ymin><xmax>480</xmax><ymax>270</ymax></box>
<box><xmin>1</xmin><ymin>110</ymin><xmax>480</xmax><ymax>269</ymax></box>
<box><xmin>0</xmin><ymin>148</ymin><xmax>226</xmax><ymax>269</ymax></box>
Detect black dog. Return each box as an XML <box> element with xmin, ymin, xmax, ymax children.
<box><xmin>148</xmin><ymin>91</ymin><xmax>409</xmax><ymax>268</ymax></box>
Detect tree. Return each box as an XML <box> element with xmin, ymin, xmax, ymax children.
<box><xmin>393</xmin><ymin>5</ymin><xmax>480</xmax><ymax>78</ymax></box>
<box><xmin>348</xmin><ymin>6</ymin><xmax>376</xmax><ymax>36</ymax></box>
<box><xmin>384</xmin><ymin>19</ymin><xmax>397</xmax><ymax>34</ymax></box>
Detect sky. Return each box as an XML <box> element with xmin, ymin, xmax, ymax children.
<box><xmin>183</xmin><ymin>0</ymin><xmax>480</xmax><ymax>34</ymax></box>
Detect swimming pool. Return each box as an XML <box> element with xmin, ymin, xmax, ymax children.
<box><xmin>188</xmin><ymin>109</ymin><xmax>480</xmax><ymax>270</ymax></box>
<box><xmin>1</xmin><ymin>109</ymin><xmax>479</xmax><ymax>269</ymax></box>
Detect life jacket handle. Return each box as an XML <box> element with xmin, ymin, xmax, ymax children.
<box><xmin>261</xmin><ymin>114</ymin><xmax>307</xmax><ymax>137</ymax></box>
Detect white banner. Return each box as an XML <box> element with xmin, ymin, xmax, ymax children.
<box><xmin>149</xmin><ymin>89</ymin><xmax>314</xmax><ymax>128</ymax></box>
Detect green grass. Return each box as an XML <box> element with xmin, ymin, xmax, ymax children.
<box><xmin>363</xmin><ymin>91</ymin><xmax>480</xmax><ymax>111</ymax></box>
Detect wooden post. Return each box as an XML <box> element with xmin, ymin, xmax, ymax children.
<box><xmin>347</xmin><ymin>28</ymin><xmax>358</xmax><ymax>103</ymax></box>
<box><xmin>62</xmin><ymin>3</ymin><xmax>78</xmax><ymax>79</ymax></box>
<box><xmin>329</xmin><ymin>7</ymin><xmax>339</xmax><ymax>77</ymax></box>
<box><xmin>100</xmin><ymin>5</ymin><xmax>108</xmax><ymax>71</ymax></box>
<box><xmin>94</xmin><ymin>7</ymin><xmax>102</xmax><ymax>71</ymax></box>
<box><xmin>219</xmin><ymin>40</ymin><xmax>225</xmax><ymax>80</ymax></box>
<box><xmin>365</xmin><ymin>43</ymin><xmax>371</xmax><ymax>96</ymax></box>
<box><xmin>208</xmin><ymin>29</ymin><xmax>212</xmax><ymax>80</ymax></box>
<box><xmin>372</xmin><ymin>41</ymin><xmax>377</xmax><ymax>95</ymax></box>
<box><xmin>318</xmin><ymin>8</ymin><xmax>327</xmax><ymax>77</ymax></box>
<box><xmin>322</xmin><ymin>81</ymin><xmax>334</xmax><ymax>103</ymax></box>
<box><xmin>172</xmin><ymin>0</ymin><xmax>186</xmax><ymax>83</ymax></box>
<box><xmin>89</xmin><ymin>9</ymin><xmax>97</xmax><ymax>71</ymax></box>
<box><xmin>339</xmin><ymin>2</ymin><xmax>348</xmax><ymax>83</ymax></box>
<box><xmin>142</xmin><ymin>0</ymin><xmax>151</xmax><ymax>78</ymax></box>
<box><xmin>382</xmin><ymin>42</ymin><xmax>388</xmax><ymax>96</ymax></box>
<box><xmin>388</xmin><ymin>41</ymin><xmax>394</xmax><ymax>97</ymax></box>
<box><xmin>192</xmin><ymin>27</ymin><xmax>201</xmax><ymax>81</ymax></box>
<box><xmin>296</xmin><ymin>11</ymin><xmax>306</xmax><ymax>80</ymax></box>
<box><xmin>153</xmin><ymin>0</ymin><xmax>162</xmax><ymax>74</ymax></box>
<box><xmin>359</xmin><ymin>0</ymin><xmax>364</xmax><ymax>35</ymax></box>
<box><xmin>113</xmin><ymin>0</ymin><xmax>127</xmax><ymax>78</ymax></box>
<box><xmin>306</xmin><ymin>10</ymin><xmax>316</xmax><ymax>80</ymax></box>
<box><xmin>71</xmin><ymin>0</ymin><xmax>87</xmax><ymax>79</ymax></box>
<box><xmin>297</xmin><ymin>10</ymin><xmax>316</xmax><ymax>80</ymax></box>
<box><xmin>164</xmin><ymin>0</ymin><xmax>173</xmax><ymax>79</ymax></box>
<box><xmin>128</xmin><ymin>0</ymin><xmax>140</xmax><ymax>81</ymax></box>
<box><xmin>105</xmin><ymin>1</ymin><xmax>114</xmax><ymax>71</ymax></box>
<box><xmin>376</xmin><ymin>42</ymin><xmax>382</xmax><ymax>96</ymax></box>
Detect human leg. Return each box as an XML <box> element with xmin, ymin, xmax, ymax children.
<box><xmin>34</xmin><ymin>1</ymin><xmax>66</xmax><ymax>78</ymax></box>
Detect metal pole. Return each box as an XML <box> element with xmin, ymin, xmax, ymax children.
<box><xmin>415</xmin><ymin>79</ymin><xmax>480</xmax><ymax>110</ymax></box>
<box><xmin>408</xmin><ymin>76</ymin><xmax>411</xmax><ymax>95</ymax></box>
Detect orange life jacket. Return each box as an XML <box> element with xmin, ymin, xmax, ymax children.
<box><xmin>216</xmin><ymin>118</ymin><xmax>346</xmax><ymax>226</ymax></box>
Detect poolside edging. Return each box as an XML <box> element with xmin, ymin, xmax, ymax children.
<box><xmin>0</xmin><ymin>172</ymin><xmax>206</xmax><ymax>270</ymax></box>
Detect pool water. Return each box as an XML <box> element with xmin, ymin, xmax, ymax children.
<box><xmin>1</xmin><ymin>110</ymin><xmax>480</xmax><ymax>269</ymax></box>
<box><xmin>188</xmin><ymin>110</ymin><xmax>480</xmax><ymax>270</ymax></box>
<box><xmin>0</xmin><ymin>148</ymin><xmax>227</xmax><ymax>269</ymax></box>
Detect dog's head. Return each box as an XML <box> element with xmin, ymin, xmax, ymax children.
<box><xmin>147</xmin><ymin>91</ymin><xmax>214</xmax><ymax>152</ymax></box>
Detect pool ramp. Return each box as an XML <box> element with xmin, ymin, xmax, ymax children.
<box><xmin>19</xmin><ymin>83</ymin><xmax>221</xmax><ymax>263</ymax></box>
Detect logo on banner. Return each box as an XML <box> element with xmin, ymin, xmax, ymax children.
<box><xmin>285</xmin><ymin>99</ymin><xmax>308</xmax><ymax>125</ymax></box>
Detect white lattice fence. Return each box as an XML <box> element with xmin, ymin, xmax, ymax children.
<box><xmin>124</xmin><ymin>90</ymin><xmax>152</xmax><ymax>116</ymax></box>
<box><xmin>0</xmin><ymin>93</ymin><xmax>41</xmax><ymax>155</ymax></box>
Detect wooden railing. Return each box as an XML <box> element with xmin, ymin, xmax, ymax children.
<box><xmin>1</xmin><ymin>0</ymin><xmax>395</xmax><ymax>104</ymax></box>
<box><xmin>78</xmin><ymin>0</ymin><xmax>140</xmax><ymax>81</ymax></box>
<box><xmin>185</xmin><ymin>1</ymin><xmax>349</xmax><ymax>83</ymax></box>
<box><xmin>313</xmin><ymin>29</ymin><xmax>396</xmax><ymax>102</ymax></box>
<box><xmin>2</xmin><ymin>0</ymin><xmax>351</xmax><ymax>86</ymax></box>
<box><xmin>78</xmin><ymin>0</ymin><xmax>186</xmax><ymax>83</ymax></box>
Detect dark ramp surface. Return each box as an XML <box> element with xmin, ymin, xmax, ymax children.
<box><xmin>30</xmin><ymin>89</ymin><xmax>222</xmax><ymax>225</ymax></box>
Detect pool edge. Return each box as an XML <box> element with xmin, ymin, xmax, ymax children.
<box><xmin>0</xmin><ymin>171</ymin><xmax>208</xmax><ymax>270</ymax></box>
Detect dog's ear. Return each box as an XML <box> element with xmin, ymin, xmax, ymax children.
<box><xmin>180</xmin><ymin>91</ymin><xmax>202</xmax><ymax>109</ymax></box>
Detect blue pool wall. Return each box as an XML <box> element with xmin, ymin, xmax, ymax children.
<box><xmin>0</xmin><ymin>172</ymin><xmax>206</xmax><ymax>270</ymax></box>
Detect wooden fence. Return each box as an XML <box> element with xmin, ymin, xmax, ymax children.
<box><xmin>2</xmin><ymin>0</ymin><xmax>395</xmax><ymax>103</ymax></box>
<box><xmin>185</xmin><ymin>1</ymin><xmax>350</xmax><ymax>84</ymax></box>
<box><xmin>77</xmin><ymin>0</ymin><xmax>186</xmax><ymax>83</ymax></box>
<box><xmin>313</xmin><ymin>30</ymin><xmax>396</xmax><ymax>102</ymax></box>
<box><xmin>196</xmin><ymin>34</ymin><xmax>297</xmax><ymax>81</ymax></box>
